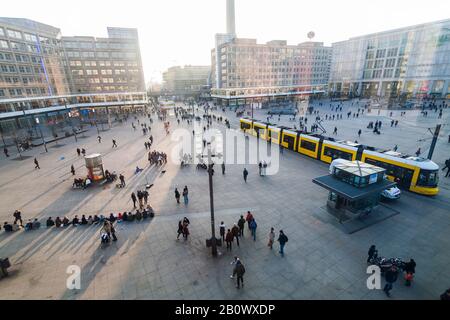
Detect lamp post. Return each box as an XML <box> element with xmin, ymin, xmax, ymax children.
<box><xmin>200</xmin><ymin>142</ymin><xmax>221</xmax><ymax>257</ymax></box>
<box><xmin>35</xmin><ymin>117</ymin><xmax>47</xmax><ymax>153</ymax></box>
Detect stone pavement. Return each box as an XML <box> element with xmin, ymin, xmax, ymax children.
<box><xmin>0</xmin><ymin>105</ymin><xmax>449</xmax><ymax>300</ymax></box>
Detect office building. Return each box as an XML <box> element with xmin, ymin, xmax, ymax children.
<box><xmin>162</xmin><ymin>65</ymin><xmax>210</xmax><ymax>96</ymax></box>
<box><xmin>211</xmin><ymin>0</ymin><xmax>331</xmax><ymax>106</ymax></box>
<box><xmin>0</xmin><ymin>17</ymin><xmax>71</xmax><ymax>99</ymax></box>
<box><xmin>62</xmin><ymin>27</ymin><xmax>145</xmax><ymax>94</ymax></box>
<box><xmin>329</xmin><ymin>19</ymin><xmax>450</xmax><ymax>99</ymax></box>
<box><xmin>211</xmin><ymin>38</ymin><xmax>331</xmax><ymax>106</ymax></box>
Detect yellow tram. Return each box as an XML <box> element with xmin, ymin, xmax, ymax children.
<box><xmin>240</xmin><ymin>118</ymin><xmax>440</xmax><ymax>196</ymax></box>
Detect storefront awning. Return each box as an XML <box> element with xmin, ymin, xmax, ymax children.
<box><xmin>312</xmin><ymin>175</ymin><xmax>396</xmax><ymax>201</ymax></box>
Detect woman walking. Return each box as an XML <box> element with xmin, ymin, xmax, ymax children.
<box><xmin>219</xmin><ymin>221</ymin><xmax>226</xmax><ymax>243</ymax></box>
<box><xmin>183</xmin><ymin>186</ymin><xmax>189</xmax><ymax>205</ymax></box>
<box><xmin>177</xmin><ymin>220</ymin><xmax>183</xmax><ymax>240</ymax></box>
<box><xmin>175</xmin><ymin>188</ymin><xmax>181</xmax><ymax>204</ymax></box>
<box><xmin>268</xmin><ymin>227</ymin><xmax>275</xmax><ymax>249</ymax></box>
<box><xmin>225</xmin><ymin>229</ymin><xmax>234</xmax><ymax>251</ymax></box>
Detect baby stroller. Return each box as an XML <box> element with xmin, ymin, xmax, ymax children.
<box><xmin>100</xmin><ymin>232</ymin><xmax>111</xmax><ymax>248</ymax></box>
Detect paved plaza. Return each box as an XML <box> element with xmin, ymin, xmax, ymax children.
<box><xmin>0</xmin><ymin>99</ymin><xmax>449</xmax><ymax>300</ymax></box>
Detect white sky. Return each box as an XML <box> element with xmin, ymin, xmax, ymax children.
<box><xmin>2</xmin><ymin>0</ymin><xmax>449</xmax><ymax>85</ymax></box>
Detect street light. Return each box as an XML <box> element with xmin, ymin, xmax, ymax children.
<box><xmin>200</xmin><ymin>142</ymin><xmax>222</xmax><ymax>257</ymax></box>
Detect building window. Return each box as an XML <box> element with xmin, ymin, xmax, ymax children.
<box><xmin>24</xmin><ymin>33</ymin><xmax>38</xmax><ymax>42</ymax></box>
<box><xmin>376</xmin><ymin>49</ymin><xmax>386</xmax><ymax>59</ymax></box>
<box><xmin>0</xmin><ymin>40</ymin><xmax>9</xmax><ymax>49</ymax></box>
<box><xmin>7</xmin><ymin>29</ymin><xmax>22</xmax><ymax>39</ymax></box>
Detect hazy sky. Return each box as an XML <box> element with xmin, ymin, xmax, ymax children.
<box><xmin>2</xmin><ymin>0</ymin><xmax>449</xmax><ymax>84</ymax></box>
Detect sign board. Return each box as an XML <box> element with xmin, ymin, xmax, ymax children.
<box><xmin>369</xmin><ymin>174</ymin><xmax>378</xmax><ymax>185</ymax></box>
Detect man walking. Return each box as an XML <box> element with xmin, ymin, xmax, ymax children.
<box><xmin>367</xmin><ymin>245</ymin><xmax>377</xmax><ymax>264</ymax></box>
<box><xmin>77</xmin><ymin>148</ymin><xmax>81</xmax><ymax>156</ymax></box>
<box><xmin>97</xmin><ymin>136</ymin><xmax>102</xmax><ymax>143</ymax></box>
<box><xmin>383</xmin><ymin>265</ymin><xmax>399</xmax><ymax>297</ymax></box>
<box><xmin>222</xmin><ymin>162</ymin><xmax>225</xmax><ymax>175</ymax></box>
<box><xmin>358</xmin><ymin>129</ymin><xmax>362</xmax><ymax>138</ymax></box>
<box><xmin>182</xmin><ymin>186</ymin><xmax>189</xmax><ymax>205</ymax></box>
<box><xmin>415</xmin><ymin>148</ymin><xmax>421</xmax><ymax>157</ymax></box>
<box><xmin>277</xmin><ymin>230</ymin><xmax>288</xmax><ymax>257</ymax></box>
<box><xmin>238</xmin><ymin>215</ymin><xmax>246</xmax><ymax>237</ymax></box>
<box><xmin>249</xmin><ymin>219</ymin><xmax>257</xmax><ymax>241</ymax></box>
<box><xmin>131</xmin><ymin>192</ymin><xmax>137</xmax><ymax>208</ymax></box>
<box><xmin>119</xmin><ymin>174</ymin><xmax>125</xmax><ymax>188</ymax></box>
<box><xmin>143</xmin><ymin>190</ymin><xmax>149</xmax><ymax>205</ymax></box>
<box><xmin>243</xmin><ymin>168</ymin><xmax>249</xmax><ymax>183</ymax></box>
<box><xmin>231</xmin><ymin>223</ymin><xmax>240</xmax><ymax>247</ymax></box>
<box><xmin>442</xmin><ymin>158</ymin><xmax>450</xmax><ymax>178</ymax></box>
<box><xmin>34</xmin><ymin>157</ymin><xmax>40</xmax><ymax>169</ymax></box>
<box><xmin>225</xmin><ymin>229</ymin><xmax>234</xmax><ymax>251</ymax></box>
<box><xmin>13</xmin><ymin>210</ymin><xmax>23</xmax><ymax>227</ymax></box>
<box><xmin>175</xmin><ymin>188</ymin><xmax>181</xmax><ymax>204</ymax></box>
<box><xmin>4</xmin><ymin>147</ymin><xmax>9</xmax><ymax>157</ymax></box>
<box><xmin>234</xmin><ymin>260</ymin><xmax>246</xmax><ymax>289</ymax></box>
<box><xmin>112</xmin><ymin>139</ymin><xmax>118</xmax><ymax>148</ymax></box>
<box><xmin>70</xmin><ymin>165</ymin><xmax>75</xmax><ymax>176</ymax></box>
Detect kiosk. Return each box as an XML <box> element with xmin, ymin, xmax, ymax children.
<box><xmin>313</xmin><ymin>160</ymin><xmax>396</xmax><ymax>221</ymax></box>
<box><xmin>85</xmin><ymin>154</ymin><xmax>105</xmax><ymax>181</ymax></box>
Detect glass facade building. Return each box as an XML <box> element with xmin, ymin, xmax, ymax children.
<box><xmin>0</xmin><ymin>17</ymin><xmax>71</xmax><ymax>99</ymax></box>
<box><xmin>0</xmin><ymin>18</ymin><xmax>146</xmax><ymax>100</ymax></box>
<box><xmin>329</xmin><ymin>19</ymin><xmax>450</xmax><ymax>99</ymax></box>
<box><xmin>211</xmin><ymin>38</ymin><xmax>332</xmax><ymax>105</ymax></box>
<box><xmin>62</xmin><ymin>27</ymin><xmax>145</xmax><ymax>94</ymax></box>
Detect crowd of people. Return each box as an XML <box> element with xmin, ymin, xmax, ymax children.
<box><xmin>148</xmin><ymin>150</ymin><xmax>168</xmax><ymax>166</ymax></box>
<box><xmin>1</xmin><ymin>206</ymin><xmax>155</xmax><ymax>235</ymax></box>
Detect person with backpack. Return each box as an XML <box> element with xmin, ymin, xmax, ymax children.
<box><xmin>278</xmin><ymin>230</ymin><xmax>288</xmax><ymax>256</ymax></box>
<box><xmin>249</xmin><ymin>219</ymin><xmax>257</xmax><ymax>241</ymax></box>
<box><xmin>234</xmin><ymin>259</ymin><xmax>246</xmax><ymax>289</ymax></box>
<box><xmin>245</xmin><ymin>211</ymin><xmax>254</xmax><ymax>231</ymax></box>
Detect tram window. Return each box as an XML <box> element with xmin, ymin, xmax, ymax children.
<box><xmin>324</xmin><ymin>146</ymin><xmax>352</xmax><ymax>160</ymax></box>
<box><xmin>283</xmin><ymin>135</ymin><xmax>295</xmax><ymax>149</ymax></box>
<box><xmin>365</xmin><ymin>158</ymin><xmax>414</xmax><ymax>185</ymax></box>
<box><xmin>417</xmin><ymin>170</ymin><xmax>439</xmax><ymax>187</ymax></box>
<box><xmin>300</xmin><ymin>140</ymin><xmax>317</xmax><ymax>152</ymax></box>
<box><xmin>240</xmin><ymin>122</ymin><xmax>251</xmax><ymax>130</ymax></box>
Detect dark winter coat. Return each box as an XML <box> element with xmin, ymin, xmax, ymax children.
<box><xmin>385</xmin><ymin>269</ymin><xmax>399</xmax><ymax>283</ymax></box>
<box><xmin>234</xmin><ymin>263</ymin><xmax>245</xmax><ymax>277</ymax></box>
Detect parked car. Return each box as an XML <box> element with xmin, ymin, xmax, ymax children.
<box><xmin>381</xmin><ymin>186</ymin><xmax>401</xmax><ymax>200</ymax></box>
